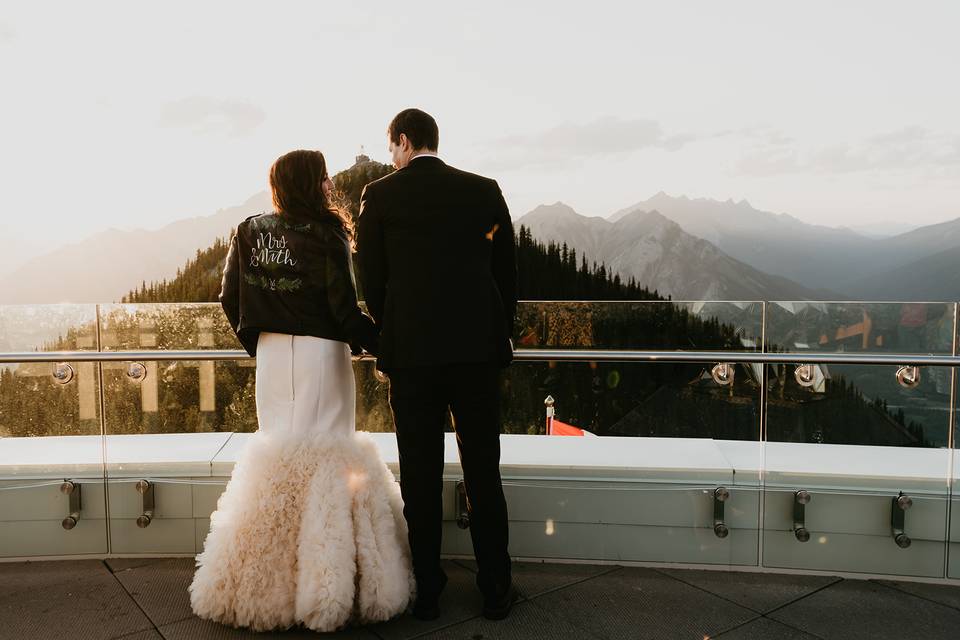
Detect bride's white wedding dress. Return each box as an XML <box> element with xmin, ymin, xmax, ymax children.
<box><xmin>189</xmin><ymin>332</ymin><xmax>413</xmax><ymax>632</ymax></box>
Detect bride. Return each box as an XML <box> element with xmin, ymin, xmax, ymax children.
<box><xmin>189</xmin><ymin>149</ymin><xmax>413</xmax><ymax>632</ymax></box>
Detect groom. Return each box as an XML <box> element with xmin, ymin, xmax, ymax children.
<box><xmin>356</xmin><ymin>108</ymin><xmax>517</xmax><ymax>621</ymax></box>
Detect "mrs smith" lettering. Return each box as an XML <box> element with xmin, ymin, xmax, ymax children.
<box><xmin>250</xmin><ymin>232</ymin><xmax>297</xmax><ymax>267</ymax></box>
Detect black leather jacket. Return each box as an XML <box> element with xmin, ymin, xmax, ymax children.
<box><xmin>219</xmin><ymin>209</ymin><xmax>377</xmax><ymax>357</ymax></box>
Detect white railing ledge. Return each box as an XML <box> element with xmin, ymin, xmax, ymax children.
<box><xmin>0</xmin><ymin>432</ymin><xmax>955</xmax><ymax>494</ymax></box>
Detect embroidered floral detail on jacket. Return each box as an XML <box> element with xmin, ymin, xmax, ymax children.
<box><xmin>244</xmin><ymin>273</ymin><xmax>303</xmax><ymax>292</ymax></box>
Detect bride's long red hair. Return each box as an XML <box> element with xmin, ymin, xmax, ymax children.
<box><xmin>269</xmin><ymin>150</ymin><xmax>354</xmax><ymax>244</ymax></box>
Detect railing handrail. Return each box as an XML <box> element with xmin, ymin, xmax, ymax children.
<box><xmin>1</xmin><ymin>349</ymin><xmax>958</xmax><ymax>366</ymax></box>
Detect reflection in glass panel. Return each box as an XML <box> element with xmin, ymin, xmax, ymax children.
<box><xmin>515</xmin><ymin>301</ymin><xmax>762</xmax><ymax>351</ymax></box>
<box><xmin>765</xmin><ymin>302</ymin><xmax>955</xmax><ymax>355</ymax></box>
<box><xmin>0</xmin><ymin>304</ymin><xmax>99</xmax><ymax>354</ymax></box>
<box><xmin>98</xmin><ymin>303</ymin><xmax>242</xmax><ymax>352</ymax></box>
<box><xmin>0</xmin><ymin>305</ymin><xmax>101</xmax><ymax>439</ymax></box>
<box><xmin>0</xmin><ymin>361</ymin><xmax>102</xmax><ymax>439</ymax></box>
<box><xmin>502</xmin><ymin>361</ymin><xmax>760</xmax><ymax>441</ymax></box>
<box><xmin>766</xmin><ymin>364</ymin><xmax>952</xmax><ymax>448</ymax></box>
<box><xmin>0</xmin><ymin>361</ymin><xmax>103</xmax><ymax>450</ymax></box>
<box><xmin>102</xmin><ymin>359</ymin><xmax>256</xmax><ymax>435</ymax></box>
<box><xmin>359</xmin><ymin>301</ymin><xmax>765</xmax><ymax>436</ymax></box>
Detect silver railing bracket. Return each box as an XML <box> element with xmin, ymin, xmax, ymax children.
<box><xmin>127</xmin><ymin>362</ymin><xmax>147</xmax><ymax>382</ymax></box>
<box><xmin>891</xmin><ymin>492</ymin><xmax>912</xmax><ymax>548</ymax></box>
<box><xmin>896</xmin><ymin>366</ymin><xmax>920</xmax><ymax>389</ymax></box>
<box><xmin>713</xmin><ymin>487</ymin><xmax>730</xmax><ymax>538</ymax></box>
<box><xmin>136</xmin><ymin>479</ymin><xmax>155</xmax><ymax>528</ymax></box>
<box><xmin>60</xmin><ymin>480</ymin><xmax>82</xmax><ymax>530</ymax></box>
<box><xmin>793</xmin><ymin>490</ymin><xmax>811</xmax><ymax>542</ymax></box>
<box><xmin>711</xmin><ymin>363</ymin><xmax>735</xmax><ymax>386</ymax></box>
<box><xmin>794</xmin><ymin>365</ymin><xmax>816</xmax><ymax>388</ymax></box>
<box><xmin>52</xmin><ymin>363</ymin><xmax>75</xmax><ymax>385</ymax></box>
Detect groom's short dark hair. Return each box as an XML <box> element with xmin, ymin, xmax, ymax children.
<box><xmin>388</xmin><ymin>109</ymin><xmax>439</xmax><ymax>151</ymax></box>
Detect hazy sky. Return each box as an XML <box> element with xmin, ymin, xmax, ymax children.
<box><xmin>1</xmin><ymin>1</ymin><xmax>958</xmax><ymax>274</ymax></box>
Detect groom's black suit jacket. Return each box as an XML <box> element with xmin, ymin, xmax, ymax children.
<box><xmin>356</xmin><ymin>156</ymin><xmax>517</xmax><ymax>372</ymax></box>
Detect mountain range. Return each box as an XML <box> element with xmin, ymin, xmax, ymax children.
<box><xmin>0</xmin><ymin>155</ymin><xmax>398</xmax><ymax>305</ymax></box>
<box><xmin>523</xmin><ymin>194</ymin><xmax>959</xmax><ymax>301</ymax></box>
<box><xmin>518</xmin><ymin>203</ymin><xmax>836</xmax><ymax>301</ymax></box>
<box><xmin>2</xmin><ymin>186</ymin><xmax>958</xmax><ymax>304</ymax></box>
<box><xmin>0</xmin><ymin>192</ymin><xmax>273</xmax><ymax>304</ymax></box>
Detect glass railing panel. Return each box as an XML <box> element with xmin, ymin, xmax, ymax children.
<box><xmin>951</xmin><ymin>400</ymin><xmax>959</xmax><ymax>579</ymax></box>
<box><xmin>101</xmin><ymin>357</ymin><xmax>257</xmax><ymax>436</ymax></box>
<box><xmin>763</xmin><ymin>301</ymin><xmax>954</xmax><ymax>578</ymax></box>
<box><xmin>516</xmin><ymin>300</ymin><xmax>763</xmax><ymax>351</ymax></box>
<box><xmin>0</xmin><ymin>304</ymin><xmax>108</xmax><ymax>557</ymax></box>
<box><xmin>950</xmin><ymin>304</ymin><xmax>959</xmax><ymax>580</ymax></box>
<box><xmin>499</xmin><ymin>358</ymin><xmax>761</xmax><ymax>566</ymax></box>
<box><xmin>96</xmin><ymin>303</ymin><xmax>244</xmax><ymax>553</ymax></box>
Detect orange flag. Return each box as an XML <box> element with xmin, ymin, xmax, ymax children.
<box><xmin>547</xmin><ymin>416</ymin><xmax>594</xmax><ymax>437</ymax></box>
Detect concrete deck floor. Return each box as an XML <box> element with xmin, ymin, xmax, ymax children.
<box><xmin>3</xmin><ymin>558</ymin><xmax>960</xmax><ymax>639</ymax></box>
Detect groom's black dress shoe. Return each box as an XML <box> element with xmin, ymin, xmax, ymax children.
<box><xmin>412</xmin><ymin>572</ymin><xmax>448</xmax><ymax>621</ymax></box>
<box><xmin>482</xmin><ymin>584</ymin><xmax>518</xmax><ymax>620</ymax></box>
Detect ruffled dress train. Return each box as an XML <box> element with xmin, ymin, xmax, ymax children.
<box><xmin>189</xmin><ymin>333</ymin><xmax>413</xmax><ymax>632</ymax></box>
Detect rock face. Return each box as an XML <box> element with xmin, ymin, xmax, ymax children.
<box><xmin>518</xmin><ymin>203</ymin><xmax>834</xmax><ymax>301</ymax></box>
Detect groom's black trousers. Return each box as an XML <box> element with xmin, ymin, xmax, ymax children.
<box><xmin>388</xmin><ymin>363</ymin><xmax>511</xmax><ymax>600</ymax></box>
